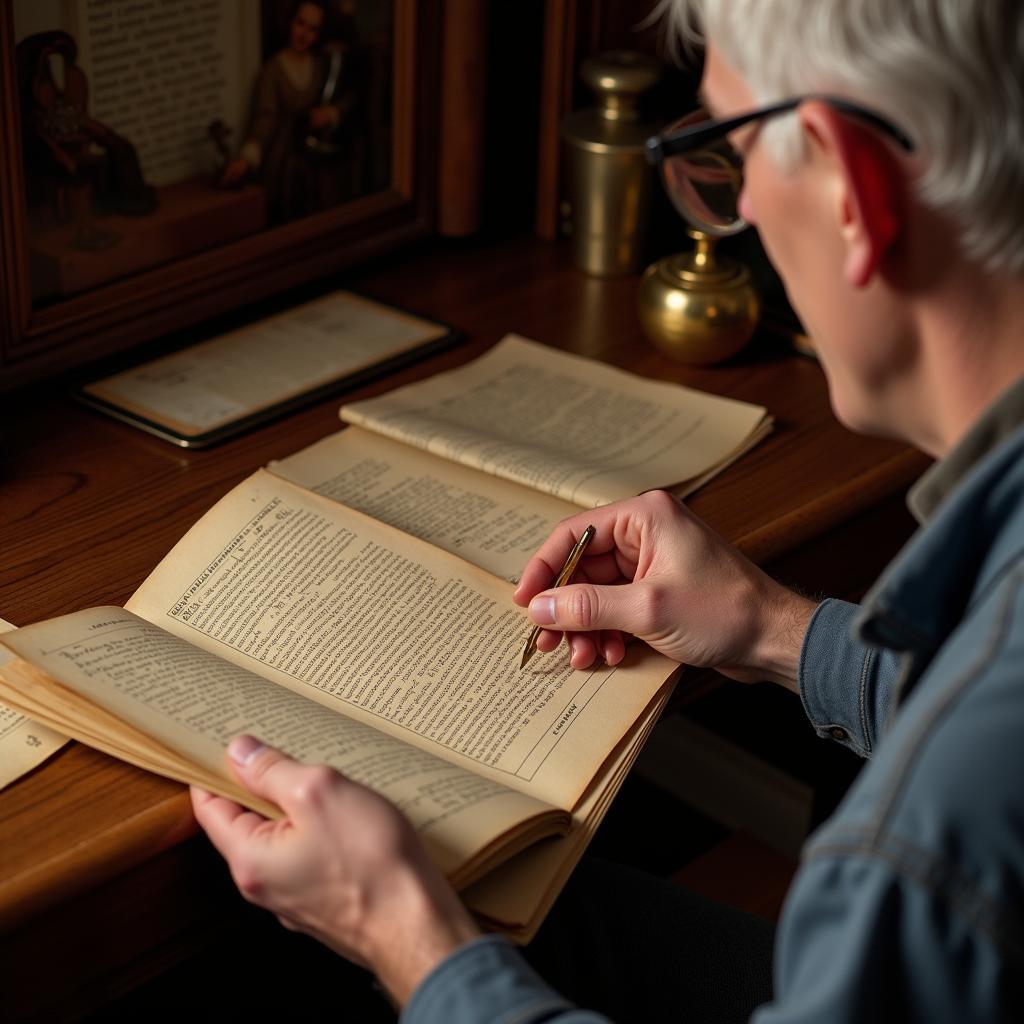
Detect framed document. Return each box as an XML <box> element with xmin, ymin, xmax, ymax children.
<box><xmin>0</xmin><ymin>0</ymin><xmax>440</xmax><ymax>388</ymax></box>
<box><xmin>77</xmin><ymin>291</ymin><xmax>456</xmax><ymax>447</ymax></box>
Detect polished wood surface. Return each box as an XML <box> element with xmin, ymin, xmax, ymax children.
<box><xmin>0</xmin><ymin>235</ymin><xmax>928</xmax><ymax>1017</ymax></box>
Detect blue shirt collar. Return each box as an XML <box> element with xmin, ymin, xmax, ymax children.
<box><xmin>855</xmin><ymin>377</ymin><xmax>1024</xmax><ymax>695</ymax></box>
<box><xmin>907</xmin><ymin>375</ymin><xmax>1024</xmax><ymax>524</ymax></box>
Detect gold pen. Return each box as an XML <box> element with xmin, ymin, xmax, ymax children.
<box><xmin>519</xmin><ymin>524</ymin><xmax>597</xmax><ymax>670</ymax></box>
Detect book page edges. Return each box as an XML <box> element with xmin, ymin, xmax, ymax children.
<box><xmin>464</xmin><ymin>680</ymin><xmax>673</xmax><ymax>940</ymax></box>
<box><xmin>0</xmin><ymin>652</ymin><xmax>569</xmax><ymax>893</ymax></box>
<box><xmin>0</xmin><ymin>655</ymin><xmax>279</xmax><ymax>819</ymax></box>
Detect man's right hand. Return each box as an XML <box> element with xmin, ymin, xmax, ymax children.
<box><xmin>513</xmin><ymin>490</ymin><xmax>816</xmax><ymax>690</ymax></box>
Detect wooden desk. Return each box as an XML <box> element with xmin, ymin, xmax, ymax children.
<box><xmin>0</xmin><ymin>236</ymin><xmax>928</xmax><ymax>1020</ymax></box>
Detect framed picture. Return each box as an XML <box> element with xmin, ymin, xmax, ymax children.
<box><xmin>0</xmin><ymin>0</ymin><xmax>440</xmax><ymax>387</ymax></box>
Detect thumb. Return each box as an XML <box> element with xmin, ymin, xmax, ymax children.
<box><xmin>227</xmin><ymin>735</ymin><xmax>322</xmax><ymax>819</ymax></box>
<box><xmin>528</xmin><ymin>582</ymin><xmax>642</xmax><ymax>636</ymax></box>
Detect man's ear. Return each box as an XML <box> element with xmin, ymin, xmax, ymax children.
<box><xmin>797</xmin><ymin>100</ymin><xmax>906</xmax><ymax>288</ymax></box>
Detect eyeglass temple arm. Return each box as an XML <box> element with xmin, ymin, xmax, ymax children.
<box><xmin>645</xmin><ymin>94</ymin><xmax>914</xmax><ymax>164</ymax></box>
<box><xmin>646</xmin><ymin>98</ymin><xmax>801</xmax><ymax>163</ymax></box>
<box><xmin>825</xmin><ymin>97</ymin><xmax>915</xmax><ymax>151</ymax></box>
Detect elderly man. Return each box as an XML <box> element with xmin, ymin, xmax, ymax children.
<box><xmin>192</xmin><ymin>1</ymin><xmax>1024</xmax><ymax>1020</ymax></box>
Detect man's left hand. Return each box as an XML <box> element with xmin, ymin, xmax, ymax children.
<box><xmin>191</xmin><ymin>735</ymin><xmax>481</xmax><ymax>1004</ymax></box>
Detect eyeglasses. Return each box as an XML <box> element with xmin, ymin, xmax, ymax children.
<box><xmin>644</xmin><ymin>95</ymin><xmax>915</xmax><ymax>236</ymax></box>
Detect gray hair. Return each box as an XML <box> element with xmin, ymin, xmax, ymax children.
<box><xmin>657</xmin><ymin>0</ymin><xmax>1024</xmax><ymax>275</ymax></box>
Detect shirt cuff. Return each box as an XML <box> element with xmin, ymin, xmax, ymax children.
<box><xmin>798</xmin><ymin>598</ymin><xmax>876</xmax><ymax>757</ymax></box>
<box><xmin>401</xmin><ymin>935</ymin><xmax>576</xmax><ymax>1024</ymax></box>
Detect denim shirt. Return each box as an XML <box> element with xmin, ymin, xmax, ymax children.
<box><xmin>403</xmin><ymin>382</ymin><xmax>1024</xmax><ymax>1024</ymax></box>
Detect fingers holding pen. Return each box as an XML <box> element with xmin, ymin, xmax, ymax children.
<box><xmin>531</xmin><ymin>623</ymin><xmax>625</xmax><ymax>669</ymax></box>
<box><xmin>532</xmin><ymin>577</ymin><xmax>632</xmax><ymax>631</ymax></box>
<box><xmin>514</xmin><ymin>504</ymin><xmax>654</xmax><ymax>669</ymax></box>
<box><xmin>514</xmin><ymin>510</ymin><xmax>640</xmax><ymax>609</ymax></box>
<box><xmin>529</xmin><ymin>625</ymin><xmax>618</xmax><ymax>669</ymax></box>
<box><xmin>513</xmin><ymin>515</ymin><xmax>594</xmax><ymax>603</ymax></box>
<box><xmin>567</xmin><ymin>629</ymin><xmax>626</xmax><ymax>669</ymax></box>
<box><xmin>526</xmin><ymin>575</ymin><xmax>633</xmax><ymax>668</ymax></box>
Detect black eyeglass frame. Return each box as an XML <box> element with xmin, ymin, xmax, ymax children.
<box><xmin>644</xmin><ymin>94</ymin><xmax>915</xmax><ymax>165</ymax></box>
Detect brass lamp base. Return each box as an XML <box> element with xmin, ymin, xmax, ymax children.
<box><xmin>638</xmin><ymin>229</ymin><xmax>760</xmax><ymax>365</ymax></box>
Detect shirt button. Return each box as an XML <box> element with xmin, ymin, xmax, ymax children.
<box><xmin>829</xmin><ymin>727</ymin><xmax>848</xmax><ymax>741</ymax></box>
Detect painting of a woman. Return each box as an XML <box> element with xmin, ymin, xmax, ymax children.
<box><xmin>222</xmin><ymin>0</ymin><xmax>361</xmax><ymax>222</ymax></box>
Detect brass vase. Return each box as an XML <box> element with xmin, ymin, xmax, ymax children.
<box><xmin>561</xmin><ymin>51</ymin><xmax>661</xmax><ymax>276</ymax></box>
<box><xmin>638</xmin><ymin>229</ymin><xmax>760</xmax><ymax>365</ymax></box>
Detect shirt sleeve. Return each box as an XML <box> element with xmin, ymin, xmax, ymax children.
<box><xmin>797</xmin><ymin>598</ymin><xmax>901</xmax><ymax>757</ymax></box>
<box><xmin>401</xmin><ymin>935</ymin><xmax>610</xmax><ymax>1024</ymax></box>
<box><xmin>751</xmin><ymin>848</ymin><xmax>1011</xmax><ymax>1024</ymax></box>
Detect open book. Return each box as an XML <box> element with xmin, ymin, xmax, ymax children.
<box><xmin>0</xmin><ymin>335</ymin><xmax>768</xmax><ymax>941</ymax></box>
<box><xmin>272</xmin><ymin>334</ymin><xmax>772</xmax><ymax>581</ymax></box>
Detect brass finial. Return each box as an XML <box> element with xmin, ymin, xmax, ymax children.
<box><xmin>638</xmin><ymin>229</ymin><xmax>760</xmax><ymax>365</ymax></box>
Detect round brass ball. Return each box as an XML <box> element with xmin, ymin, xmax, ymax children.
<box><xmin>638</xmin><ymin>232</ymin><xmax>760</xmax><ymax>365</ymax></box>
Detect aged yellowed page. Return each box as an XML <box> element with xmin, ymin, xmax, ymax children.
<box><xmin>126</xmin><ymin>471</ymin><xmax>676</xmax><ymax>812</ymax></box>
<box><xmin>0</xmin><ymin>617</ymin><xmax>67</xmax><ymax>790</ymax></box>
<box><xmin>463</xmin><ymin>685</ymin><xmax>672</xmax><ymax>942</ymax></box>
<box><xmin>0</xmin><ymin>607</ymin><xmax>566</xmax><ymax>888</ymax></box>
<box><xmin>339</xmin><ymin>334</ymin><xmax>770</xmax><ymax>507</ymax></box>
<box><xmin>81</xmin><ymin>292</ymin><xmax>449</xmax><ymax>439</ymax></box>
<box><xmin>269</xmin><ymin>427</ymin><xmax>579</xmax><ymax>581</ymax></box>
